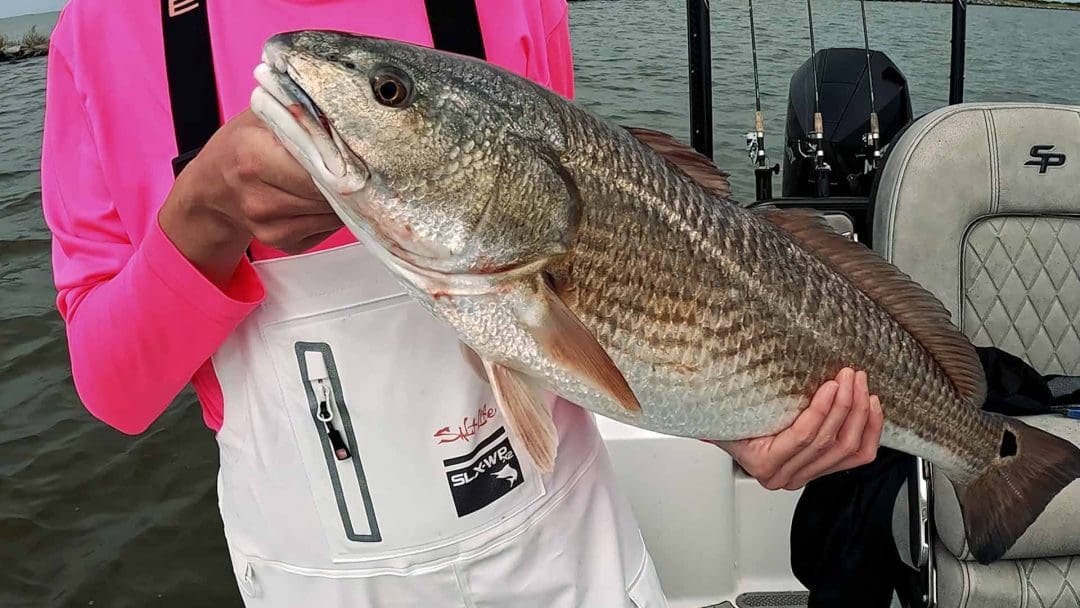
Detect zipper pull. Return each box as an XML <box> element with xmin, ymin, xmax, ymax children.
<box><xmin>326</xmin><ymin>427</ymin><xmax>351</xmax><ymax>461</ymax></box>
<box><xmin>316</xmin><ymin>383</ymin><xmax>351</xmax><ymax>461</ymax></box>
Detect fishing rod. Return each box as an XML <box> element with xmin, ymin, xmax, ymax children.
<box><xmin>859</xmin><ymin>0</ymin><xmax>882</xmax><ymax>175</ymax></box>
<box><xmin>804</xmin><ymin>0</ymin><xmax>831</xmax><ymax>197</ymax></box>
<box><xmin>745</xmin><ymin>0</ymin><xmax>779</xmax><ymax>202</ymax></box>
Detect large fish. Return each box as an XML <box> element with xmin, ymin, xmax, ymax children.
<box><xmin>250</xmin><ymin>31</ymin><xmax>1080</xmax><ymax>564</ymax></box>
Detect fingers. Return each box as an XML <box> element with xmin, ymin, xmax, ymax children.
<box><xmin>708</xmin><ymin>368</ymin><xmax>886</xmax><ymax>492</ymax></box>
<box><xmin>249</xmin><ymin>213</ymin><xmax>344</xmax><ymax>253</ymax></box>
<box><xmin>729</xmin><ymin>379</ymin><xmax>837</xmax><ymax>489</ymax></box>
<box><xmin>256</xmin><ymin>139</ymin><xmax>328</xmax><ymax>201</ymax></box>
<box><xmin>240</xmin><ymin>187</ymin><xmax>335</xmax><ymax>225</ymax></box>
<box><xmin>782</xmin><ymin>370</ymin><xmax>872</xmax><ymax>489</ymax></box>
<box><xmin>290</xmin><ymin>228</ymin><xmax>345</xmax><ymax>254</ymax></box>
<box><xmin>819</xmin><ymin>395</ymin><xmax>883</xmax><ymax>477</ymax></box>
<box><xmin>235</xmin><ymin>122</ymin><xmax>326</xmax><ymax>201</ymax></box>
<box><xmin>748</xmin><ymin>378</ymin><xmax>838</xmax><ymax>488</ymax></box>
<box><xmin>756</xmin><ymin>371</ymin><xmax>851</xmax><ymax>490</ymax></box>
<box><xmin>234</xmin><ymin>140</ymin><xmax>342</xmax><ymax>253</ymax></box>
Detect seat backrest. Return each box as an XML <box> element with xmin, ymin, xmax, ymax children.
<box><xmin>872</xmin><ymin>103</ymin><xmax>1080</xmax><ymax>375</ymax></box>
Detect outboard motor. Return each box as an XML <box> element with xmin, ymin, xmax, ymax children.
<box><xmin>782</xmin><ymin>48</ymin><xmax>912</xmax><ymax>198</ymax></box>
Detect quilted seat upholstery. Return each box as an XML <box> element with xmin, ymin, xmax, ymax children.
<box><xmin>935</xmin><ymin>548</ymin><xmax>1080</xmax><ymax>608</ymax></box>
<box><xmin>962</xmin><ymin>216</ymin><xmax>1080</xmax><ymax>376</ymax></box>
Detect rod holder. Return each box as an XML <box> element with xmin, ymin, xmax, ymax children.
<box><xmin>686</xmin><ymin>0</ymin><xmax>714</xmax><ymax>159</ymax></box>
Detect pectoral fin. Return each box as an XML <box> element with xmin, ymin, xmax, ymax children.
<box><xmin>482</xmin><ymin>359</ymin><xmax>559</xmax><ymax>473</ymax></box>
<box><xmin>515</xmin><ymin>277</ymin><xmax>641</xmax><ymax>415</ymax></box>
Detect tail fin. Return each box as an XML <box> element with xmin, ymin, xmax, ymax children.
<box><xmin>959</xmin><ymin>418</ymin><xmax>1080</xmax><ymax>564</ymax></box>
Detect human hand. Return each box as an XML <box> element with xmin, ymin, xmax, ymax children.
<box><xmin>159</xmin><ymin>109</ymin><xmax>342</xmax><ymax>285</ymax></box>
<box><xmin>711</xmin><ymin>368</ymin><xmax>883</xmax><ymax>491</ymax></box>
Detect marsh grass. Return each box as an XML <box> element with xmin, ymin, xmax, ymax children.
<box><xmin>21</xmin><ymin>26</ymin><xmax>49</xmax><ymax>47</ymax></box>
<box><xmin>0</xmin><ymin>26</ymin><xmax>50</xmax><ymax>59</ymax></box>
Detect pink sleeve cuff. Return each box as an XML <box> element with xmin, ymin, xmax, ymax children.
<box><xmin>140</xmin><ymin>218</ymin><xmax>264</xmax><ymax>324</ymax></box>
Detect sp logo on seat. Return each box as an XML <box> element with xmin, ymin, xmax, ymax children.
<box><xmin>1025</xmin><ymin>145</ymin><xmax>1067</xmax><ymax>174</ymax></box>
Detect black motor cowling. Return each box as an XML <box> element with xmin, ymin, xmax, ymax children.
<box><xmin>781</xmin><ymin>48</ymin><xmax>912</xmax><ymax>198</ymax></box>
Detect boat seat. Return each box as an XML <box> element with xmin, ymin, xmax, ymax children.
<box><xmin>871</xmin><ymin>102</ymin><xmax>1080</xmax><ymax>607</ymax></box>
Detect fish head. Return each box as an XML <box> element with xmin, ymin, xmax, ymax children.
<box><xmin>251</xmin><ymin>30</ymin><xmax>579</xmax><ymax>278</ymax></box>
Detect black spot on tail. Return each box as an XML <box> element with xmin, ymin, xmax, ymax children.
<box><xmin>1000</xmin><ymin>429</ymin><xmax>1018</xmax><ymax>458</ymax></box>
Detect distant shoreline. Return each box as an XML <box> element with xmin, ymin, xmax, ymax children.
<box><xmin>0</xmin><ymin>46</ymin><xmax>47</xmax><ymax>64</ymax></box>
<box><xmin>0</xmin><ymin>24</ymin><xmax>49</xmax><ymax>64</ymax></box>
<box><xmin>866</xmin><ymin>0</ymin><xmax>1080</xmax><ymax>11</ymax></box>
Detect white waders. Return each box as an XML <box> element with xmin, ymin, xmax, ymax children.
<box><xmin>210</xmin><ymin>242</ymin><xmax>669</xmax><ymax>607</ymax></box>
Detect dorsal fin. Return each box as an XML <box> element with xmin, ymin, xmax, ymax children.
<box><xmin>624</xmin><ymin>126</ymin><xmax>731</xmax><ymax>198</ymax></box>
<box><xmin>760</xmin><ymin>207</ymin><xmax>987</xmax><ymax>407</ymax></box>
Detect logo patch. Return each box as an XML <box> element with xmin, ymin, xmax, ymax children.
<box><xmin>1025</xmin><ymin>145</ymin><xmax>1067</xmax><ymax>174</ymax></box>
<box><xmin>442</xmin><ymin>427</ymin><xmax>524</xmax><ymax>517</ymax></box>
<box><xmin>433</xmin><ymin>404</ymin><xmax>497</xmax><ymax>445</ymax></box>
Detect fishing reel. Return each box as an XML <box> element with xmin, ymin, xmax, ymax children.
<box><xmin>806</xmin><ymin>114</ymin><xmax>832</xmax><ymax>198</ymax></box>
<box><xmin>746</xmin><ymin>115</ymin><xmax>780</xmax><ymax>202</ymax></box>
<box><xmin>745</xmin><ymin>131</ymin><xmax>780</xmax><ymax>172</ymax></box>
<box><xmin>859</xmin><ymin>113</ymin><xmax>883</xmax><ymax>172</ymax></box>
<box><xmin>745</xmin><ymin>131</ymin><xmax>761</xmax><ymax>164</ymax></box>
<box><xmin>848</xmin><ymin>114</ymin><xmax>883</xmax><ymax>192</ymax></box>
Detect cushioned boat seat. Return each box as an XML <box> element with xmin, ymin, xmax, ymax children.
<box><xmin>872</xmin><ymin>102</ymin><xmax>1080</xmax><ymax>607</ymax></box>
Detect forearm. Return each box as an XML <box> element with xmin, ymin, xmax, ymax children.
<box><xmin>61</xmin><ymin>220</ymin><xmax>263</xmax><ymax>434</ymax></box>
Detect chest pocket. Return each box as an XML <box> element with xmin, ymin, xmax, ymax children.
<box><xmin>260</xmin><ymin>291</ymin><xmax>549</xmax><ymax>563</ymax></box>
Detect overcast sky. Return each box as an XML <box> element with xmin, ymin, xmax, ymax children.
<box><xmin>0</xmin><ymin>0</ymin><xmax>67</xmax><ymax>19</ymax></box>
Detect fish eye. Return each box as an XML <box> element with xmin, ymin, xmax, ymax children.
<box><xmin>371</xmin><ymin>68</ymin><xmax>412</xmax><ymax>108</ymax></box>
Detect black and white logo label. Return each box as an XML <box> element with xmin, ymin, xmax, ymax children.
<box><xmin>1025</xmin><ymin>145</ymin><xmax>1067</xmax><ymax>174</ymax></box>
<box><xmin>442</xmin><ymin>427</ymin><xmax>524</xmax><ymax>517</ymax></box>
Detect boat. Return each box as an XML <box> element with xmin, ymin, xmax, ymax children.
<box><xmin>594</xmin><ymin>1</ymin><xmax>1080</xmax><ymax>606</ymax></box>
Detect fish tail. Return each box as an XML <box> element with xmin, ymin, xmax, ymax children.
<box><xmin>956</xmin><ymin>416</ymin><xmax>1080</xmax><ymax>564</ymax></box>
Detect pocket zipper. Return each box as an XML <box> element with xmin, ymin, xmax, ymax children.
<box><xmin>314</xmin><ymin>381</ymin><xmax>351</xmax><ymax>461</ymax></box>
<box><xmin>296</xmin><ymin>342</ymin><xmax>381</xmax><ymax>543</ymax></box>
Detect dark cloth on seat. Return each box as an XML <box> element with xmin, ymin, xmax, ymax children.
<box><xmin>789</xmin><ymin>346</ymin><xmax>1072</xmax><ymax>608</ymax></box>
<box><xmin>790</xmin><ymin>446</ymin><xmax>917</xmax><ymax>608</ymax></box>
<box><xmin>979</xmin><ymin>347</ymin><xmax>1063</xmax><ymax>415</ymax></box>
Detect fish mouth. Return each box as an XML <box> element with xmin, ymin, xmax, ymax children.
<box><xmin>251</xmin><ymin>50</ymin><xmax>354</xmax><ymax>183</ymax></box>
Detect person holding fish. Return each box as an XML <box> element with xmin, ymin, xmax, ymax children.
<box><xmin>40</xmin><ymin>0</ymin><xmax>888</xmax><ymax>606</ymax></box>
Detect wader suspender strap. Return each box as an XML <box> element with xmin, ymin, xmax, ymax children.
<box><xmin>423</xmin><ymin>0</ymin><xmax>487</xmax><ymax>60</ymax></box>
<box><xmin>161</xmin><ymin>0</ymin><xmax>221</xmax><ymax>177</ymax></box>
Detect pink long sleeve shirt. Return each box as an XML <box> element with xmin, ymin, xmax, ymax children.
<box><xmin>40</xmin><ymin>0</ymin><xmax>576</xmax><ymax>435</ymax></box>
